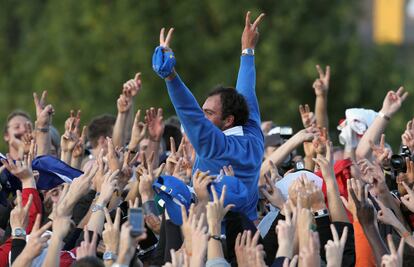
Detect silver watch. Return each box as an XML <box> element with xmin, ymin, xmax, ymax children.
<box><xmin>242</xmin><ymin>48</ymin><xmax>255</xmax><ymax>56</ymax></box>
<box><xmin>91</xmin><ymin>203</ymin><xmax>104</xmax><ymax>212</ymax></box>
<box><xmin>12</xmin><ymin>227</ymin><xmax>27</xmax><ymax>238</ymax></box>
<box><xmin>103</xmin><ymin>251</ymin><xmax>117</xmax><ymax>261</ymax></box>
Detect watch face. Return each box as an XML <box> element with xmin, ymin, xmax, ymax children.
<box><xmin>13</xmin><ymin>228</ymin><xmax>25</xmax><ymax>237</ymax></box>
<box><xmin>103</xmin><ymin>251</ymin><xmax>115</xmax><ymax>260</ymax></box>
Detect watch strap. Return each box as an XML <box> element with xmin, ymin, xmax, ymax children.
<box><xmin>242</xmin><ymin>48</ymin><xmax>255</xmax><ymax>56</ymax></box>
<box><xmin>313</xmin><ymin>209</ymin><xmax>329</xmax><ymax>219</ymax></box>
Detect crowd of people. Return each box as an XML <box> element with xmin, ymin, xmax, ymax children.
<box><xmin>0</xmin><ymin>10</ymin><xmax>413</xmax><ymax>267</ymax></box>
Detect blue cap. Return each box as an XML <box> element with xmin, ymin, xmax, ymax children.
<box><xmin>209</xmin><ymin>175</ymin><xmax>248</xmax><ymax>213</ymax></box>
<box><xmin>32</xmin><ymin>155</ymin><xmax>83</xmax><ymax>190</ymax></box>
<box><xmin>152</xmin><ymin>46</ymin><xmax>176</xmax><ymax>79</ymax></box>
<box><xmin>0</xmin><ymin>155</ymin><xmax>83</xmax><ymax>191</ymax></box>
<box><xmin>152</xmin><ymin>175</ymin><xmax>192</xmax><ymax>225</ymax></box>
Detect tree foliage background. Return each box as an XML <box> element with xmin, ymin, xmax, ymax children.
<box><xmin>1</xmin><ymin>0</ymin><xmax>413</xmax><ymax>151</ymax></box>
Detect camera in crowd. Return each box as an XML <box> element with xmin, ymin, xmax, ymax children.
<box><xmin>390</xmin><ymin>145</ymin><xmax>414</xmax><ymax>174</ymax></box>
<box><xmin>265</xmin><ymin>126</ymin><xmax>304</xmax><ymax>174</ymax></box>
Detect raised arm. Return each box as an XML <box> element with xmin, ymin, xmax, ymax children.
<box><xmin>236</xmin><ymin>11</ymin><xmax>265</xmax><ymax>126</ymax></box>
<box><xmin>33</xmin><ymin>91</ymin><xmax>54</xmax><ymax>156</ymax></box>
<box><xmin>153</xmin><ymin>28</ymin><xmax>242</xmax><ymax>160</ymax></box>
<box><xmin>356</xmin><ymin>87</ymin><xmax>408</xmax><ymax>160</ymax></box>
<box><xmin>313</xmin><ymin>65</ymin><xmax>330</xmax><ymax>130</ymax></box>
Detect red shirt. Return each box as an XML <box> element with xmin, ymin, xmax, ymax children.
<box><xmin>0</xmin><ymin>188</ymin><xmax>42</xmax><ymax>267</ymax></box>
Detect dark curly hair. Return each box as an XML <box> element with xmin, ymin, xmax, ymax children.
<box><xmin>87</xmin><ymin>114</ymin><xmax>116</xmax><ymax>148</ymax></box>
<box><xmin>208</xmin><ymin>86</ymin><xmax>249</xmax><ymax>127</ymax></box>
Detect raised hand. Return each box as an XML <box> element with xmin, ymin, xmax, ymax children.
<box><xmin>349</xmin><ymin>182</ymin><xmax>376</xmax><ymax>227</ymax></box>
<box><xmin>103</xmin><ymin>207</ymin><xmax>121</xmax><ymax>255</ymax></box>
<box><xmin>123</xmin><ymin>72</ymin><xmax>142</xmax><ymax>98</ymax></box>
<box><xmin>299</xmin><ymin>104</ymin><xmax>316</xmax><ymax>128</ymax></box>
<box><xmin>50</xmin><ymin>202</ymin><xmax>73</xmax><ymax>240</ymax></box>
<box><xmin>160</xmin><ymin>27</ymin><xmax>174</xmax><ymax>48</ymax></box>
<box><xmin>312</xmin><ymin>127</ymin><xmax>328</xmax><ymax>155</ymax></box>
<box><xmin>312</xmin><ymin>140</ymin><xmax>335</xmax><ymax>181</ymax></box>
<box><xmin>76</xmin><ymin>227</ymin><xmax>98</xmax><ymax>260</ymax></box>
<box><xmin>164</xmin><ymin>249</ymin><xmax>189</xmax><ymax>267</ymax></box>
<box><xmin>381</xmin><ymin>235</ymin><xmax>404</xmax><ymax>267</ymax></box>
<box><xmin>282</xmin><ymin>255</ymin><xmax>299</xmax><ymax>267</ymax></box>
<box><xmin>61</xmin><ymin>110</ymin><xmax>81</xmax><ymax>157</ymax></box>
<box><xmin>241</xmin><ymin>11</ymin><xmax>265</xmax><ymax>50</ymax></box>
<box><xmin>13</xmin><ymin>214</ymin><xmax>52</xmax><ymax>264</ymax></box>
<box><xmin>97</xmin><ymin>169</ymin><xmax>119</xmax><ymax>206</ymax></box>
<box><xmin>401</xmin><ymin>182</ymin><xmax>414</xmax><ymax>212</ymax></box>
<box><xmin>402</xmin><ymin>118</ymin><xmax>414</xmax><ymax>151</ymax></box>
<box><xmin>106</xmin><ymin>137</ymin><xmax>122</xmax><ymax>172</ymax></box>
<box><xmin>235</xmin><ymin>230</ymin><xmax>261</xmax><ymax>267</ymax></box>
<box><xmin>376</xmin><ymin>197</ymin><xmax>402</xmax><ymax>228</ymax></box>
<box><xmin>325</xmin><ymin>225</ymin><xmax>348</xmax><ymax>267</ymax></box>
<box><xmin>189</xmin><ymin>213</ymin><xmax>208</xmax><ymax>267</ymax></box>
<box><xmin>128</xmin><ymin>109</ymin><xmax>147</xmax><ymax>152</ymax></box>
<box><xmin>369</xmin><ymin>134</ymin><xmax>391</xmax><ymax>168</ymax></box>
<box><xmin>313</xmin><ymin>65</ymin><xmax>330</xmax><ymax>97</ymax></box>
<box><xmin>340</xmin><ymin>178</ymin><xmax>361</xmax><ymax>220</ymax></box>
<box><xmin>33</xmin><ymin>90</ymin><xmax>54</xmax><ymax>127</ymax></box>
<box><xmin>115</xmin><ymin>222</ymin><xmax>147</xmax><ymax>266</ymax></box>
<box><xmin>181</xmin><ymin>203</ymin><xmax>196</xmax><ymax>255</ymax></box>
<box><xmin>138</xmin><ymin>152</ymin><xmax>162</xmax><ymax>202</ymax></box>
<box><xmin>267</xmin><ymin>160</ymin><xmax>282</xmax><ymax>184</ymax></box>
<box><xmin>117</xmin><ymin>93</ymin><xmax>132</xmax><ymax>113</ymax></box>
<box><xmin>10</xmin><ymin>190</ymin><xmax>33</xmax><ymax>231</ymax></box>
<box><xmin>63</xmin><ymin>163</ymin><xmax>99</xmax><ymax>213</ymax></box>
<box><xmin>357</xmin><ymin>159</ymin><xmax>386</xmax><ymax>193</ymax></box>
<box><xmin>380</xmin><ymin>86</ymin><xmax>408</xmax><ymax>118</ymax></box>
<box><xmin>153</xmin><ymin>28</ymin><xmax>176</xmax><ymax>79</ymax></box>
<box><xmin>21</xmin><ymin>122</ymin><xmax>34</xmax><ymax>154</ymax></box>
<box><xmin>1</xmin><ymin>153</ymin><xmax>35</xmax><ymax>184</ymax></box>
<box><xmin>261</xmin><ymin>173</ymin><xmax>285</xmax><ymax>210</ymax></box>
<box><xmin>276</xmin><ymin>204</ymin><xmax>297</xmax><ymax>258</ymax></box>
<box><xmin>299</xmin><ymin>231</ymin><xmax>321</xmax><ymax>267</ymax></box>
<box><xmin>71</xmin><ymin>126</ymin><xmax>87</xmax><ymax>160</ymax></box>
<box><xmin>206</xmin><ymin>185</ymin><xmax>235</xmax><ymax>232</ymax></box>
<box><xmin>192</xmin><ymin>170</ymin><xmax>214</xmax><ymax>204</ymax></box>
<box><xmin>145</xmin><ymin>107</ymin><xmax>164</xmax><ymax>142</ymax></box>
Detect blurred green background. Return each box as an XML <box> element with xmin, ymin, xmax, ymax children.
<box><xmin>1</xmin><ymin>0</ymin><xmax>414</xmax><ymax>152</ymax></box>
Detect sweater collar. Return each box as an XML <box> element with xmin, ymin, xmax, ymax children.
<box><xmin>223</xmin><ymin>126</ymin><xmax>244</xmax><ymax>136</ymax></box>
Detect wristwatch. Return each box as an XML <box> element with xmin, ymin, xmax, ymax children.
<box><xmin>103</xmin><ymin>251</ymin><xmax>117</xmax><ymax>261</ymax></box>
<box><xmin>313</xmin><ymin>209</ymin><xmax>329</xmax><ymax>219</ymax></box>
<box><xmin>91</xmin><ymin>203</ymin><xmax>104</xmax><ymax>213</ymax></box>
<box><xmin>242</xmin><ymin>48</ymin><xmax>255</xmax><ymax>56</ymax></box>
<box><xmin>378</xmin><ymin>111</ymin><xmax>390</xmax><ymax>121</ymax></box>
<box><xmin>12</xmin><ymin>227</ymin><xmax>27</xmax><ymax>238</ymax></box>
<box><xmin>209</xmin><ymin>234</ymin><xmax>226</xmax><ymax>241</ymax></box>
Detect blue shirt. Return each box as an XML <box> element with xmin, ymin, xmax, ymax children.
<box><xmin>165</xmin><ymin>55</ymin><xmax>264</xmax><ymax>220</ymax></box>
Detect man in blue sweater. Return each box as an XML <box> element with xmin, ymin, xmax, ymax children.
<box><xmin>152</xmin><ymin>12</ymin><xmax>265</xmax><ymax>221</ymax></box>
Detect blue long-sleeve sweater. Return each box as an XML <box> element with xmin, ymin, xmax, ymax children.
<box><xmin>165</xmin><ymin>55</ymin><xmax>264</xmax><ymax>220</ymax></box>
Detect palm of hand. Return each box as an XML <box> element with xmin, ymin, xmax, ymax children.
<box><xmin>117</xmin><ymin>95</ymin><xmax>131</xmax><ymax>113</ymax></box>
<box><xmin>11</xmin><ymin>166</ymin><xmax>32</xmax><ymax>180</ymax></box>
<box><xmin>313</xmin><ymin>79</ymin><xmax>328</xmax><ymax>96</ymax></box>
<box><xmin>356</xmin><ymin>202</ymin><xmax>375</xmax><ymax>226</ymax></box>
<box><xmin>62</xmin><ymin>131</ymin><xmax>78</xmax><ymax>151</ymax></box>
<box><xmin>148</xmin><ymin>118</ymin><xmax>164</xmax><ymax>140</ymax></box>
<box><xmin>301</xmin><ymin>112</ymin><xmax>315</xmax><ymax>128</ymax></box>
<box><xmin>383</xmin><ymin>93</ymin><xmax>401</xmax><ymax>114</ymax></box>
